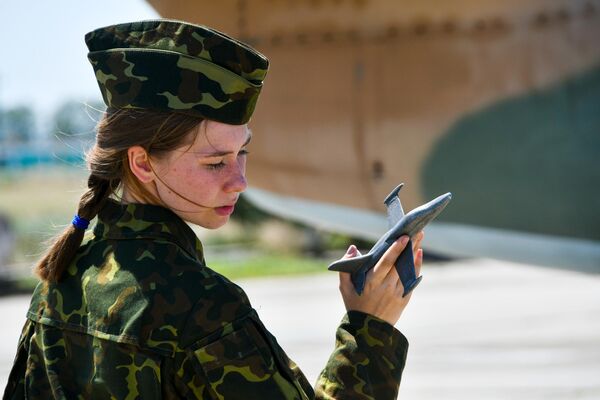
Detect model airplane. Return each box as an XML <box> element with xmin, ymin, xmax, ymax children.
<box><xmin>328</xmin><ymin>184</ymin><xmax>452</xmax><ymax>296</ymax></box>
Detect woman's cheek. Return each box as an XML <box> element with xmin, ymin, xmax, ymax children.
<box><xmin>188</xmin><ymin>168</ymin><xmax>218</xmax><ymax>190</ymax></box>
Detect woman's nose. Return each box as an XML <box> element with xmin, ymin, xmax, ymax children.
<box><xmin>225</xmin><ymin>162</ymin><xmax>247</xmax><ymax>193</ymax></box>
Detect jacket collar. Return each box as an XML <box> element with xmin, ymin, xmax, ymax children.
<box><xmin>93</xmin><ymin>199</ymin><xmax>204</xmax><ymax>263</ymax></box>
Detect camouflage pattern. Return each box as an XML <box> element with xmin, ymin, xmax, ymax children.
<box><xmin>3</xmin><ymin>200</ymin><xmax>408</xmax><ymax>399</ymax></box>
<box><xmin>85</xmin><ymin>20</ymin><xmax>269</xmax><ymax>125</ymax></box>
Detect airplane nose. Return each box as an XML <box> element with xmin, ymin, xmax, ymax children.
<box><xmin>404</xmin><ymin>192</ymin><xmax>453</xmax><ymax>236</ymax></box>
<box><xmin>431</xmin><ymin>192</ymin><xmax>452</xmax><ymax>214</ymax></box>
<box><xmin>439</xmin><ymin>192</ymin><xmax>452</xmax><ymax>206</ymax></box>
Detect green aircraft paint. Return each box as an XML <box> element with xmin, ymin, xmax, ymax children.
<box><xmin>423</xmin><ymin>64</ymin><xmax>600</xmax><ymax>242</ymax></box>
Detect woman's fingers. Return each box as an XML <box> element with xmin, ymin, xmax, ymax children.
<box><xmin>338</xmin><ymin>238</ymin><xmax>421</xmax><ymax>326</ymax></box>
<box><xmin>415</xmin><ymin>248</ymin><xmax>423</xmax><ymax>277</ymax></box>
<box><xmin>385</xmin><ymin>232</ymin><xmax>424</xmax><ymax>288</ymax></box>
<box><xmin>413</xmin><ymin>231</ymin><xmax>424</xmax><ymax>277</ymax></box>
<box><xmin>381</xmin><ymin>232</ymin><xmax>424</xmax><ymax>281</ymax></box>
<box><xmin>343</xmin><ymin>245</ymin><xmax>359</xmax><ymax>259</ymax></box>
<box><xmin>342</xmin><ymin>235</ymin><xmax>422</xmax><ymax>296</ymax></box>
<box><xmin>372</xmin><ymin>235</ymin><xmax>409</xmax><ymax>279</ymax></box>
<box><xmin>412</xmin><ymin>231</ymin><xmax>424</xmax><ymax>253</ymax></box>
<box><xmin>338</xmin><ymin>245</ymin><xmax>362</xmax><ymax>291</ymax></box>
<box><xmin>339</xmin><ymin>269</ymin><xmax>351</xmax><ymax>289</ymax></box>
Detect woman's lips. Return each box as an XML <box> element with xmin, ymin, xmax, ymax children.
<box><xmin>215</xmin><ymin>205</ymin><xmax>235</xmax><ymax>216</ymax></box>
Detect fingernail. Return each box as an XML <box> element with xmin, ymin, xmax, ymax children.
<box><xmin>400</xmin><ymin>236</ymin><xmax>409</xmax><ymax>246</ymax></box>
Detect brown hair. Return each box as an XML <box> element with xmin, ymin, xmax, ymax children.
<box><xmin>35</xmin><ymin>108</ymin><xmax>203</xmax><ymax>282</ymax></box>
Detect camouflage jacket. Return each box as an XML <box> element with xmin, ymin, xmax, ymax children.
<box><xmin>3</xmin><ymin>200</ymin><xmax>409</xmax><ymax>399</ymax></box>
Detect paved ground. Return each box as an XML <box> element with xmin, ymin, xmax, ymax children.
<box><xmin>2</xmin><ymin>258</ymin><xmax>599</xmax><ymax>399</ymax></box>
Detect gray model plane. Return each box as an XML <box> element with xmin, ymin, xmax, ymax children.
<box><xmin>328</xmin><ymin>184</ymin><xmax>452</xmax><ymax>296</ymax></box>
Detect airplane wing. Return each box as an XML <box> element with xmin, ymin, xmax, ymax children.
<box><xmin>395</xmin><ymin>239</ymin><xmax>422</xmax><ymax>297</ymax></box>
<box><xmin>327</xmin><ymin>253</ymin><xmax>371</xmax><ymax>273</ymax></box>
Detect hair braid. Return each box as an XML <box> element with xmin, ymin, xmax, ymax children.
<box><xmin>35</xmin><ymin>175</ymin><xmax>112</xmax><ymax>282</ymax></box>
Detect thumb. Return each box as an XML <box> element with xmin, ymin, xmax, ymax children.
<box><xmin>343</xmin><ymin>245</ymin><xmax>359</xmax><ymax>259</ymax></box>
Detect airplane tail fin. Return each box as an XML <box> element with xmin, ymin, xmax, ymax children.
<box><xmin>384</xmin><ymin>183</ymin><xmax>404</xmax><ymax>208</ymax></box>
<box><xmin>384</xmin><ymin>183</ymin><xmax>405</xmax><ymax>228</ymax></box>
<box><xmin>328</xmin><ymin>253</ymin><xmax>371</xmax><ymax>273</ymax></box>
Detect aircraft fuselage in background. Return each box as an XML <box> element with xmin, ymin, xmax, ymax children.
<box><xmin>147</xmin><ymin>0</ymin><xmax>600</xmax><ymax>271</ymax></box>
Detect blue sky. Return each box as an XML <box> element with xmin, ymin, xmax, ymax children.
<box><xmin>0</xmin><ymin>1</ymin><xmax>158</xmax><ymax>120</ymax></box>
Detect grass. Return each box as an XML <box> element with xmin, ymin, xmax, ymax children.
<box><xmin>0</xmin><ymin>167</ymin><xmax>87</xmax><ymax>219</ymax></box>
<box><xmin>207</xmin><ymin>252</ymin><xmax>329</xmax><ymax>280</ymax></box>
<box><xmin>0</xmin><ymin>167</ymin><xmax>88</xmax><ymax>264</ymax></box>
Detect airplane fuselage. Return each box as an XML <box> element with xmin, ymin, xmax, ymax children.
<box><xmin>329</xmin><ymin>192</ymin><xmax>452</xmax><ymax>294</ymax></box>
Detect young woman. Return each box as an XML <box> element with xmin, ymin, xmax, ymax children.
<box><xmin>3</xmin><ymin>19</ymin><xmax>424</xmax><ymax>399</ymax></box>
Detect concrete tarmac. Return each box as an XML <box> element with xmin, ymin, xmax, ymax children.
<box><xmin>1</xmin><ymin>258</ymin><xmax>599</xmax><ymax>399</ymax></box>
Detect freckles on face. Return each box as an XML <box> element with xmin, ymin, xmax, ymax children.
<box><xmin>176</xmin><ymin>160</ymin><xmax>218</xmax><ymax>192</ymax></box>
<box><xmin>151</xmin><ymin>120</ymin><xmax>251</xmax><ymax>227</ymax></box>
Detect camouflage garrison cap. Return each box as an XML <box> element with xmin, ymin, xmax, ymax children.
<box><xmin>85</xmin><ymin>19</ymin><xmax>269</xmax><ymax>125</ymax></box>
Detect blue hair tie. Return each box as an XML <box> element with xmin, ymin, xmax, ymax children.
<box><xmin>72</xmin><ymin>215</ymin><xmax>90</xmax><ymax>230</ymax></box>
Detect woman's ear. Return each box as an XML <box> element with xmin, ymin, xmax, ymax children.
<box><xmin>127</xmin><ymin>146</ymin><xmax>154</xmax><ymax>183</ymax></box>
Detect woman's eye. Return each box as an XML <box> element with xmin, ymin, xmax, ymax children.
<box><xmin>206</xmin><ymin>161</ymin><xmax>226</xmax><ymax>170</ymax></box>
<box><xmin>204</xmin><ymin>150</ymin><xmax>248</xmax><ymax>170</ymax></box>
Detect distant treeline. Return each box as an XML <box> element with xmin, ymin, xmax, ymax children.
<box><xmin>0</xmin><ymin>100</ymin><xmax>104</xmax><ymax>169</ymax></box>
<box><xmin>0</xmin><ymin>143</ymin><xmax>86</xmax><ymax>169</ymax></box>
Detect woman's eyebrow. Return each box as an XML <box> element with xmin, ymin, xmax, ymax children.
<box><xmin>202</xmin><ymin>130</ymin><xmax>253</xmax><ymax>157</ymax></box>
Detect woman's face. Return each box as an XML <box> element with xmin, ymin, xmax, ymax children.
<box><xmin>150</xmin><ymin>120</ymin><xmax>251</xmax><ymax>229</ymax></box>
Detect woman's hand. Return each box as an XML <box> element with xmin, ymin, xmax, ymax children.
<box><xmin>338</xmin><ymin>232</ymin><xmax>424</xmax><ymax>326</ymax></box>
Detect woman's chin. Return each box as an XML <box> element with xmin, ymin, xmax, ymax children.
<box><xmin>191</xmin><ymin>214</ymin><xmax>230</xmax><ymax>230</ymax></box>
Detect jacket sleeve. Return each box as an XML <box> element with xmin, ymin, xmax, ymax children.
<box><xmin>315</xmin><ymin>311</ymin><xmax>409</xmax><ymax>400</ymax></box>
<box><xmin>171</xmin><ymin>310</ymin><xmax>407</xmax><ymax>400</ymax></box>
<box><xmin>2</xmin><ymin>319</ymin><xmax>34</xmax><ymax>400</ymax></box>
